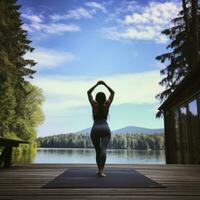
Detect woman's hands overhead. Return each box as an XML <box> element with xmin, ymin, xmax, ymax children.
<box><xmin>87</xmin><ymin>80</ymin><xmax>114</xmax><ymax>107</ymax></box>
<box><xmin>97</xmin><ymin>80</ymin><xmax>105</xmax><ymax>85</ymax></box>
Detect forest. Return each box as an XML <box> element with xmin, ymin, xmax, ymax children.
<box><xmin>0</xmin><ymin>0</ymin><xmax>44</xmax><ymax>154</ymax></box>
<box><xmin>37</xmin><ymin>133</ymin><xmax>164</xmax><ymax>150</ymax></box>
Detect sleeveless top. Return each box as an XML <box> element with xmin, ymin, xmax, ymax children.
<box><xmin>92</xmin><ymin>103</ymin><xmax>109</xmax><ymax>121</ymax></box>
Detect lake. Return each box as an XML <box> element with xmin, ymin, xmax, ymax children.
<box><xmin>14</xmin><ymin>148</ymin><xmax>166</xmax><ymax>164</ymax></box>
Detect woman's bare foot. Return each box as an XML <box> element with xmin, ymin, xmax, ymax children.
<box><xmin>98</xmin><ymin>172</ymin><xmax>106</xmax><ymax>177</ymax></box>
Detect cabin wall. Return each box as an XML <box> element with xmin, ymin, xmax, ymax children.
<box><xmin>164</xmin><ymin>92</ymin><xmax>200</xmax><ymax>164</ymax></box>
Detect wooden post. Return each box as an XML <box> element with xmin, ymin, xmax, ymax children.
<box><xmin>0</xmin><ymin>147</ymin><xmax>5</xmax><ymax>165</ymax></box>
<box><xmin>3</xmin><ymin>145</ymin><xmax>13</xmax><ymax>168</ymax></box>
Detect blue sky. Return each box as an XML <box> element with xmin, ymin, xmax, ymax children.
<box><xmin>18</xmin><ymin>0</ymin><xmax>180</xmax><ymax>137</ymax></box>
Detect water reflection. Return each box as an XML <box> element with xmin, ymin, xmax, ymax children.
<box><xmin>13</xmin><ymin>148</ymin><xmax>166</xmax><ymax>164</ymax></box>
<box><xmin>13</xmin><ymin>148</ymin><xmax>36</xmax><ymax>164</ymax></box>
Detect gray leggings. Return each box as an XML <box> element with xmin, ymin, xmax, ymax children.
<box><xmin>90</xmin><ymin>120</ymin><xmax>111</xmax><ymax>168</ymax></box>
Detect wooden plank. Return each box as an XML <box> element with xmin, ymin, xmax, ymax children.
<box><xmin>0</xmin><ymin>164</ymin><xmax>200</xmax><ymax>200</ymax></box>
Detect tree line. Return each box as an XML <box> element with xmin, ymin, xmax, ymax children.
<box><xmin>37</xmin><ymin>133</ymin><xmax>164</xmax><ymax>150</ymax></box>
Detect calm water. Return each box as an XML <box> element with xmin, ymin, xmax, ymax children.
<box><xmin>22</xmin><ymin>148</ymin><xmax>165</xmax><ymax>164</ymax></box>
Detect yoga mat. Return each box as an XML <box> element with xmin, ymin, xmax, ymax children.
<box><xmin>43</xmin><ymin>167</ymin><xmax>165</xmax><ymax>188</ymax></box>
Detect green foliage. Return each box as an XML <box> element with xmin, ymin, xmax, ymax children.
<box><xmin>156</xmin><ymin>0</ymin><xmax>200</xmax><ymax>117</ymax></box>
<box><xmin>37</xmin><ymin>133</ymin><xmax>164</xmax><ymax>150</ymax></box>
<box><xmin>11</xmin><ymin>83</ymin><xmax>45</xmax><ymax>141</ymax></box>
<box><xmin>0</xmin><ymin>0</ymin><xmax>44</xmax><ymax>152</ymax></box>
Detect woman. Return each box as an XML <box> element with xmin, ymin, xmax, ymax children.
<box><xmin>87</xmin><ymin>80</ymin><xmax>114</xmax><ymax>177</ymax></box>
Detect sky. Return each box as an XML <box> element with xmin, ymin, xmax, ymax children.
<box><xmin>18</xmin><ymin>0</ymin><xmax>180</xmax><ymax>137</ymax></box>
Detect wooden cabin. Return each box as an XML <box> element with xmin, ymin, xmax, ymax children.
<box><xmin>159</xmin><ymin>67</ymin><xmax>200</xmax><ymax>164</ymax></box>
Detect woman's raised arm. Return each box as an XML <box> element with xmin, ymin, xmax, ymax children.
<box><xmin>100</xmin><ymin>81</ymin><xmax>115</xmax><ymax>106</ymax></box>
<box><xmin>87</xmin><ymin>83</ymin><xmax>98</xmax><ymax>106</ymax></box>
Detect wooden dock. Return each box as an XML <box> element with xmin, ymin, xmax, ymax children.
<box><xmin>0</xmin><ymin>164</ymin><xmax>200</xmax><ymax>199</ymax></box>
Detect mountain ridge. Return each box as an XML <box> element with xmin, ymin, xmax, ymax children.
<box><xmin>75</xmin><ymin>125</ymin><xmax>164</xmax><ymax>134</ymax></box>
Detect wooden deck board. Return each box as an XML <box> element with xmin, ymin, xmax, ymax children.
<box><xmin>0</xmin><ymin>164</ymin><xmax>200</xmax><ymax>200</ymax></box>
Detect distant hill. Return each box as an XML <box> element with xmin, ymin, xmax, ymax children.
<box><xmin>75</xmin><ymin>127</ymin><xmax>91</xmax><ymax>134</ymax></box>
<box><xmin>75</xmin><ymin>126</ymin><xmax>163</xmax><ymax>135</ymax></box>
<box><xmin>112</xmin><ymin>126</ymin><xmax>163</xmax><ymax>134</ymax></box>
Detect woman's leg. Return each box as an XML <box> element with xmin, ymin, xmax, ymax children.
<box><xmin>99</xmin><ymin>134</ymin><xmax>111</xmax><ymax>174</ymax></box>
<box><xmin>90</xmin><ymin>132</ymin><xmax>101</xmax><ymax>171</ymax></box>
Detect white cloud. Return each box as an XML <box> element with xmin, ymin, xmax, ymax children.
<box><xmin>116</xmin><ymin>0</ymin><xmax>141</xmax><ymax>14</ymax></box>
<box><xmin>105</xmin><ymin>0</ymin><xmax>140</xmax><ymax>23</ymax></box>
<box><xmin>50</xmin><ymin>8</ymin><xmax>92</xmax><ymax>21</ymax></box>
<box><xmin>124</xmin><ymin>2</ymin><xmax>178</xmax><ymax>25</ymax></box>
<box><xmin>103</xmin><ymin>26</ymin><xmax>168</xmax><ymax>43</ymax></box>
<box><xmin>28</xmin><ymin>23</ymin><xmax>80</xmax><ymax>34</ymax></box>
<box><xmin>65</xmin><ymin>7</ymin><xmax>93</xmax><ymax>20</ymax></box>
<box><xmin>25</xmin><ymin>47</ymin><xmax>75</xmax><ymax>69</ymax></box>
<box><xmin>85</xmin><ymin>2</ymin><xmax>107</xmax><ymax>13</ymax></box>
<box><xmin>51</xmin><ymin>3</ymin><xmax>106</xmax><ymax>22</ymax></box>
<box><xmin>103</xmin><ymin>1</ymin><xmax>180</xmax><ymax>43</ymax></box>
<box><xmin>22</xmin><ymin>2</ymin><xmax>108</xmax><ymax>36</ymax></box>
<box><xmin>21</xmin><ymin>11</ymin><xmax>80</xmax><ymax>35</ymax></box>
<box><xmin>31</xmin><ymin>71</ymin><xmax>162</xmax><ymax>115</ymax></box>
<box><xmin>21</xmin><ymin>13</ymin><xmax>43</xmax><ymax>23</ymax></box>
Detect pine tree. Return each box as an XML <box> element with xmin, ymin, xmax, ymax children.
<box><xmin>156</xmin><ymin>0</ymin><xmax>200</xmax><ymax>117</ymax></box>
<box><xmin>0</xmin><ymin>0</ymin><xmax>44</xmax><ymax>141</ymax></box>
<box><xmin>0</xmin><ymin>57</ymin><xmax>16</xmax><ymax>136</ymax></box>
